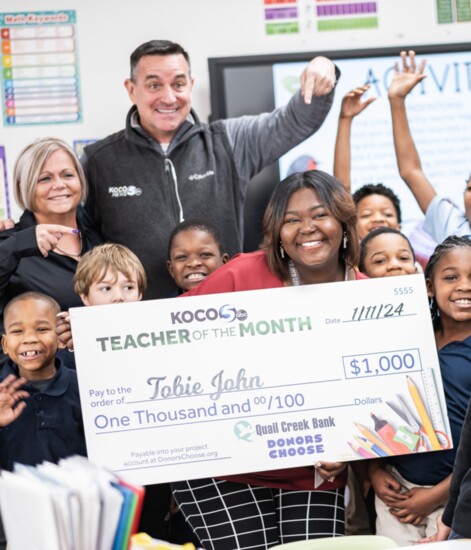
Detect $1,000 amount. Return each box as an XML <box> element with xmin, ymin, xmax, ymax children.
<box><xmin>343</xmin><ymin>349</ymin><xmax>421</xmax><ymax>379</ymax></box>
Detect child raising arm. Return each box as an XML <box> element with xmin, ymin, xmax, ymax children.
<box><xmin>388</xmin><ymin>50</ymin><xmax>471</xmax><ymax>243</ymax></box>
<box><xmin>333</xmin><ymin>84</ymin><xmax>376</xmax><ymax>191</ymax></box>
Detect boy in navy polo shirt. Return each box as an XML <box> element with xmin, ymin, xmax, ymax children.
<box><xmin>0</xmin><ymin>291</ymin><xmax>86</xmax><ymax>470</ymax></box>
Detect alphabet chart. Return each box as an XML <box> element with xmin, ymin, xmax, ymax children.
<box><xmin>0</xmin><ymin>10</ymin><xmax>81</xmax><ymax>126</ymax></box>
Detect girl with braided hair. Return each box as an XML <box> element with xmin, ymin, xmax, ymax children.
<box><xmin>425</xmin><ymin>236</ymin><xmax>471</xmax><ymax>334</ymax></box>
<box><xmin>369</xmin><ymin>235</ymin><xmax>471</xmax><ymax>545</ymax></box>
<box><xmin>419</xmin><ymin>236</ymin><xmax>471</xmax><ymax>542</ymax></box>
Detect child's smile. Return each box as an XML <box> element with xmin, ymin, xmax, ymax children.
<box><xmin>2</xmin><ymin>298</ymin><xmax>58</xmax><ymax>381</ymax></box>
<box><xmin>430</xmin><ymin>248</ymin><xmax>471</xmax><ymax>324</ymax></box>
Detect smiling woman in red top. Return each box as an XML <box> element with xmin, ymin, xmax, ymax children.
<box><xmin>171</xmin><ymin>169</ymin><xmax>366</xmax><ymax>550</ymax></box>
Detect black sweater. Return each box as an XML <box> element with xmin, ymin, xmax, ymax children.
<box><xmin>442</xmin><ymin>397</ymin><xmax>471</xmax><ymax>537</ymax></box>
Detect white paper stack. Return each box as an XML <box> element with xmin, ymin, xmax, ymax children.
<box><xmin>0</xmin><ymin>456</ymin><xmax>144</xmax><ymax>550</ymax></box>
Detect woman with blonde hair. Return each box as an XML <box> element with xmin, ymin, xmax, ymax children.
<box><xmin>0</xmin><ymin>138</ymin><xmax>102</xmax><ymax>365</ymax></box>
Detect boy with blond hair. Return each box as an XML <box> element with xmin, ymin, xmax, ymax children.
<box><xmin>73</xmin><ymin>243</ymin><xmax>147</xmax><ymax>304</ymax></box>
<box><xmin>56</xmin><ymin>243</ymin><xmax>147</xmax><ymax>349</ymax></box>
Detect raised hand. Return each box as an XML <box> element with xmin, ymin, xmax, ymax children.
<box><xmin>300</xmin><ymin>56</ymin><xmax>337</xmax><ymax>104</ymax></box>
<box><xmin>339</xmin><ymin>84</ymin><xmax>376</xmax><ymax>119</ymax></box>
<box><xmin>388</xmin><ymin>50</ymin><xmax>427</xmax><ymax>100</ymax></box>
<box><xmin>0</xmin><ymin>375</ymin><xmax>29</xmax><ymax>427</ymax></box>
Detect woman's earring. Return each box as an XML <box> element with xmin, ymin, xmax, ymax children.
<box><xmin>280</xmin><ymin>242</ymin><xmax>285</xmax><ymax>259</ymax></box>
<box><xmin>343</xmin><ymin>231</ymin><xmax>348</xmax><ymax>250</ymax></box>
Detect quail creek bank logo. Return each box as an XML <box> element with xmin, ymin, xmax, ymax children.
<box><xmin>233</xmin><ymin>420</ymin><xmax>327</xmax><ymax>459</ymax></box>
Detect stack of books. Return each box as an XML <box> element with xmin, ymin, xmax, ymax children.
<box><xmin>0</xmin><ymin>455</ymin><xmax>144</xmax><ymax>550</ymax></box>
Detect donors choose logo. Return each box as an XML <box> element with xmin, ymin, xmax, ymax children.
<box><xmin>171</xmin><ymin>304</ymin><xmax>248</xmax><ymax>324</ymax></box>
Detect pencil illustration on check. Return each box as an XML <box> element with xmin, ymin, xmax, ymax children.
<box><xmin>350</xmin><ymin>372</ymin><xmax>451</xmax><ymax>460</ymax></box>
<box><xmin>353</xmin><ymin>436</ymin><xmax>388</xmax><ymax>458</ymax></box>
<box><xmin>352</xmin><ymin>422</ymin><xmax>394</xmax><ymax>456</ymax></box>
<box><xmin>405</xmin><ymin>374</ymin><xmax>451</xmax><ymax>451</ymax></box>
<box><xmin>348</xmin><ymin>441</ymin><xmax>376</xmax><ymax>459</ymax></box>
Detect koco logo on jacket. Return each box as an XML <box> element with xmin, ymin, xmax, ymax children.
<box><xmin>108</xmin><ymin>186</ymin><xmax>142</xmax><ymax>198</ymax></box>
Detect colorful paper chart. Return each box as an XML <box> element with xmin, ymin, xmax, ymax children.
<box><xmin>315</xmin><ymin>0</ymin><xmax>378</xmax><ymax>31</ymax></box>
<box><xmin>264</xmin><ymin>0</ymin><xmax>300</xmax><ymax>35</ymax></box>
<box><xmin>437</xmin><ymin>0</ymin><xmax>471</xmax><ymax>23</ymax></box>
<box><xmin>263</xmin><ymin>0</ymin><xmax>380</xmax><ymax>35</ymax></box>
<box><xmin>0</xmin><ymin>10</ymin><xmax>82</xmax><ymax>126</ymax></box>
<box><xmin>0</xmin><ymin>146</ymin><xmax>9</xmax><ymax>219</ymax></box>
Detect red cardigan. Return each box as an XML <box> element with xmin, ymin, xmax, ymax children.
<box><xmin>184</xmin><ymin>250</ymin><xmax>367</xmax><ymax>490</ymax></box>
<box><xmin>184</xmin><ymin>250</ymin><xmax>283</xmax><ymax>295</ymax></box>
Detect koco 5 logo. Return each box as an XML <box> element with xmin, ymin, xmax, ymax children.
<box><xmin>171</xmin><ymin>304</ymin><xmax>248</xmax><ymax>324</ymax></box>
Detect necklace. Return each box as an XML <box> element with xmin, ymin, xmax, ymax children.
<box><xmin>288</xmin><ymin>260</ymin><xmax>348</xmax><ymax>286</ymax></box>
<box><xmin>54</xmin><ymin>231</ymin><xmax>82</xmax><ymax>258</ymax></box>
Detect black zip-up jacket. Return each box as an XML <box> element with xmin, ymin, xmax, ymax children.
<box><xmin>0</xmin><ymin>208</ymin><xmax>102</xmax><ymax>323</ymax></box>
<box><xmin>83</xmin><ymin>87</ymin><xmax>337</xmax><ymax>299</ymax></box>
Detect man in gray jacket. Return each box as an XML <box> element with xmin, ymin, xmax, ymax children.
<box><xmin>83</xmin><ymin>40</ymin><xmax>339</xmax><ymax>299</ymax></box>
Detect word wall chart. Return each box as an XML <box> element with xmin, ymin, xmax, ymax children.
<box><xmin>0</xmin><ymin>10</ymin><xmax>81</xmax><ymax>126</ymax></box>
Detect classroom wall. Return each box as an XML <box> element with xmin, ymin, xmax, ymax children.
<box><xmin>1</xmin><ymin>0</ymin><xmax>471</xmax><ymax>219</ymax></box>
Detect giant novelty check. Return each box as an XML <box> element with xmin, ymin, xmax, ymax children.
<box><xmin>71</xmin><ymin>274</ymin><xmax>451</xmax><ymax>486</ymax></box>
